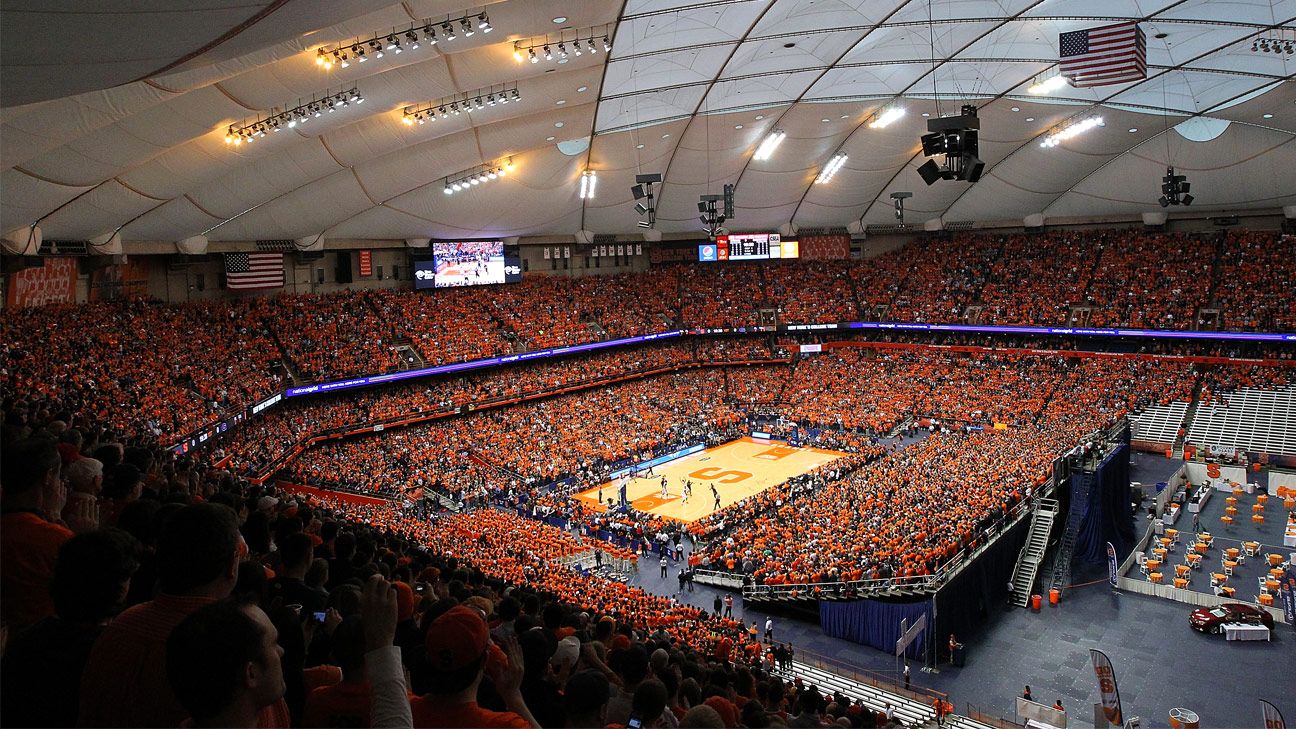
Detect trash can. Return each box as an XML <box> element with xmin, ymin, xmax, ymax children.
<box><xmin>1049</xmin><ymin>588</ymin><xmax>1060</xmax><ymax>606</ymax></box>
<box><xmin>1031</xmin><ymin>594</ymin><xmax>1042</xmax><ymax>610</ymax></box>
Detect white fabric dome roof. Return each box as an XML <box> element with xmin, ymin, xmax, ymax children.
<box><xmin>2</xmin><ymin>0</ymin><xmax>1293</xmax><ymax>244</ymax></box>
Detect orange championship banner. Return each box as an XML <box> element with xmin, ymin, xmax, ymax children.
<box><xmin>6</xmin><ymin>257</ymin><xmax>77</xmax><ymax>308</ymax></box>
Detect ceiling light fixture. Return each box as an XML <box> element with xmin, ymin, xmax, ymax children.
<box><xmin>514</xmin><ymin>24</ymin><xmax>613</xmax><ymax>64</ymax></box>
<box><xmin>868</xmin><ymin>107</ymin><xmax>905</xmax><ymax>129</ymax></box>
<box><xmin>314</xmin><ymin>9</ymin><xmax>489</xmax><ymax>72</ymax></box>
<box><xmin>753</xmin><ymin>129</ymin><xmax>787</xmax><ymax>160</ymax></box>
<box><xmin>1040</xmin><ymin>116</ymin><xmax>1104</xmax><ymax>148</ymax></box>
<box><xmin>1027</xmin><ymin>74</ymin><xmax>1069</xmax><ymax>95</ymax></box>
<box><xmin>226</xmin><ymin>87</ymin><xmax>361</xmax><ymax>146</ymax></box>
<box><xmin>579</xmin><ymin>170</ymin><xmax>598</xmax><ymax>199</ymax></box>
<box><xmin>443</xmin><ymin>157</ymin><xmax>514</xmax><ymax>196</ymax></box>
<box><xmin>815</xmin><ymin>153</ymin><xmax>849</xmax><ymax>184</ymax></box>
<box><xmin>404</xmin><ymin>83</ymin><xmax>520</xmax><ymax>126</ymax></box>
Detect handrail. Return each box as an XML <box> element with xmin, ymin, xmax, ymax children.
<box><xmin>787</xmin><ymin>645</ymin><xmax>948</xmax><ymax>704</ymax></box>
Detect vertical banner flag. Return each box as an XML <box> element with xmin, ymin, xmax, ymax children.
<box><xmin>1263</xmin><ymin>699</ymin><xmax>1286</xmax><ymax>729</ymax></box>
<box><xmin>563</xmin><ymin>246</ymin><xmax>571</xmax><ymax>259</ymax></box>
<box><xmin>635</xmin><ymin>243</ymin><xmax>643</xmax><ymax>255</ymax></box>
<box><xmin>1280</xmin><ymin>564</ymin><xmax>1296</xmax><ymax>626</ymax></box>
<box><xmin>1106</xmin><ymin>542</ymin><xmax>1119</xmax><ymax>588</ymax></box>
<box><xmin>1089</xmin><ymin>649</ymin><xmax>1124</xmax><ymax>726</ymax></box>
<box><xmin>543</xmin><ymin>247</ymin><xmax>551</xmax><ymax>259</ymax></box>
<box><xmin>358</xmin><ymin>250</ymin><xmax>373</xmax><ymax>277</ymax></box>
<box><xmin>224</xmin><ymin>252</ymin><xmax>284</xmax><ymax>290</ymax></box>
<box><xmin>1060</xmin><ymin>22</ymin><xmax>1147</xmax><ymax>88</ymax></box>
<box><xmin>6</xmin><ymin>257</ymin><xmax>78</xmax><ymax>307</ymax></box>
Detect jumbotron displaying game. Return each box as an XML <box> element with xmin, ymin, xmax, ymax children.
<box><xmin>431</xmin><ymin>240</ymin><xmax>506</xmax><ymax>288</ymax></box>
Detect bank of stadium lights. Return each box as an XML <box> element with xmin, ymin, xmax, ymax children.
<box><xmin>1040</xmin><ymin>116</ymin><xmax>1103</xmax><ymax>148</ymax></box>
<box><xmin>578</xmin><ymin>170</ymin><xmax>598</xmax><ymax>199</ymax></box>
<box><xmin>1251</xmin><ymin>30</ymin><xmax>1294</xmax><ymax>54</ymax></box>
<box><xmin>814</xmin><ymin>153</ymin><xmax>848</xmax><ymax>184</ymax></box>
<box><xmin>403</xmin><ymin>84</ymin><xmax>520</xmax><ymax>125</ymax></box>
<box><xmin>315</xmin><ymin>9</ymin><xmax>492</xmax><ymax>69</ymax></box>
<box><xmin>867</xmin><ymin>107</ymin><xmax>905</xmax><ymax>129</ymax></box>
<box><xmin>1027</xmin><ymin>74</ymin><xmax>1069</xmax><ymax>95</ymax></box>
<box><xmin>752</xmin><ymin>129</ymin><xmax>787</xmax><ymax>161</ymax></box>
<box><xmin>513</xmin><ymin>24</ymin><xmax>612</xmax><ymax>64</ymax></box>
<box><xmin>225</xmin><ymin>88</ymin><xmax>362</xmax><ymax>145</ymax></box>
<box><xmin>443</xmin><ymin>158</ymin><xmax>514</xmax><ymax>194</ymax></box>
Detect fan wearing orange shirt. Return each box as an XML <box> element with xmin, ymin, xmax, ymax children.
<box><xmin>409</xmin><ymin>606</ymin><xmax>539</xmax><ymax>729</ymax></box>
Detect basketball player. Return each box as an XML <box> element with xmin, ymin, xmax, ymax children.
<box><xmin>682</xmin><ymin>481</ymin><xmax>691</xmax><ymax>503</ymax></box>
<box><xmin>659</xmin><ymin>478</ymin><xmax>669</xmax><ymax>500</ymax></box>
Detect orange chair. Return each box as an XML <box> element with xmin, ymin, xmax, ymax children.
<box><xmin>1153</xmin><ymin>547</ymin><xmax>1168</xmax><ymax>560</ymax></box>
<box><xmin>1220</xmin><ymin>585</ymin><xmax>1236</xmax><ymax>598</ymax></box>
<box><xmin>1173</xmin><ymin>577</ymin><xmax>1189</xmax><ymax>589</ymax></box>
<box><xmin>1186</xmin><ymin>553</ymin><xmax>1203</xmax><ymax>568</ymax></box>
<box><xmin>1259</xmin><ymin>593</ymin><xmax>1275</xmax><ymax>606</ymax></box>
<box><xmin>1210</xmin><ymin>572</ymin><xmax>1227</xmax><ymax>586</ymax></box>
<box><xmin>1224</xmin><ymin>560</ymin><xmax>1239</xmax><ymax>576</ymax></box>
<box><xmin>1166</xmin><ymin>528</ymin><xmax>1179</xmax><ymax>541</ymax></box>
<box><xmin>1244</xmin><ymin>542</ymin><xmax>1261</xmax><ymax>557</ymax></box>
<box><xmin>1252</xmin><ymin>514</ymin><xmax>1265</xmax><ymax>525</ymax></box>
<box><xmin>1201</xmin><ymin>533</ymin><xmax>1214</xmax><ymax>545</ymax></box>
<box><xmin>1149</xmin><ymin>572</ymin><xmax>1164</xmax><ymax>584</ymax></box>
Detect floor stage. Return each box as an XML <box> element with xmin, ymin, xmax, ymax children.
<box><xmin>574</xmin><ymin>437</ymin><xmax>846</xmax><ymax>523</ymax></box>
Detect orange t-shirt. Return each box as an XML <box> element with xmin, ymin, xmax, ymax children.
<box><xmin>0</xmin><ymin>511</ymin><xmax>73</xmax><ymax>629</ymax></box>
<box><xmin>303</xmin><ymin>681</ymin><xmax>371</xmax><ymax>728</ymax></box>
<box><xmin>409</xmin><ymin>696</ymin><xmax>529</xmax><ymax>729</ymax></box>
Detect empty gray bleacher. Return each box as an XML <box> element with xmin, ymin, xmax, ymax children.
<box><xmin>772</xmin><ymin>660</ymin><xmax>936</xmax><ymax>726</ymax></box>
<box><xmin>1130</xmin><ymin>401</ymin><xmax>1188</xmax><ymax>444</ymax></box>
<box><xmin>1187</xmin><ymin>385</ymin><xmax>1296</xmax><ymax>457</ymax></box>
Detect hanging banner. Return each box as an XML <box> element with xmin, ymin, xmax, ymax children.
<box><xmin>1089</xmin><ymin>649</ymin><xmax>1124</xmax><ymax>726</ymax></box>
<box><xmin>543</xmin><ymin>247</ymin><xmax>551</xmax><ymax>259</ymax></box>
<box><xmin>6</xmin><ymin>257</ymin><xmax>77</xmax><ymax>308</ymax></box>
<box><xmin>1262</xmin><ymin>699</ymin><xmax>1286</xmax><ymax>729</ymax></box>
<box><xmin>1280</xmin><ymin>564</ymin><xmax>1296</xmax><ymax>626</ymax></box>
<box><xmin>563</xmin><ymin>246</ymin><xmax>571</xmax><ymax>259</ymax></box>
<box><xmin>1106</xmin><ymin>542</ymin><xmax>1119</xmax><ymax>589</ymax></box>
<box><xmin>635</xmin><ymin>243</ymin><xmax>643</xmax><ymax>256</ymax></box>
<box><xmin>358</xmin><ymin>250</ymin><xmax>373</xmax><ymax>277</ymax></box>
<box><xmin>89</xmin><ymin>259</ymin><xmax>149</xmax><ymax>301</ymax></box>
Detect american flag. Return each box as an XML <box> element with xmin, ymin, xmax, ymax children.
<box><xmin>1059</xmin><ymin>22</ymin><xmax>1147</xmax><ymax>88</ymax></box>
<box><xmin>224</xmin><ymin>252</ymin><xmax>284</xmax><ymax>290</ymax></box>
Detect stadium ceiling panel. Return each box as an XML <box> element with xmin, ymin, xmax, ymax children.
<box><xmin>1</xmin><ymin>0</ymin><xmax>1291</xmax><ymax>244</ymax></box>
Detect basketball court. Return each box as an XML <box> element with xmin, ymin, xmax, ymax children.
<box><xmin>573</xmin><ymin>437</ymin><xmax>847</xmax><ymax>522</ymax></box>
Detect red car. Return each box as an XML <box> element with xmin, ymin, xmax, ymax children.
<box><xmin>1189</xmin><ymin>603</ymin><xmax>1275</xmax><ymax>634</ymax></box>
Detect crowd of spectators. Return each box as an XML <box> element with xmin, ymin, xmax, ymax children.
<box><xmin>1211</xmin><ymin>230</ymin><xmax>1296</xmax><ymax>332</ymax></box>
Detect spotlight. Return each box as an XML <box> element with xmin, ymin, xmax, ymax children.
<box><xmin>868</xmin><ymin>107</ymin><xmax>905</xmax><ymax>129</ymax></box>
<box><xmin>487</xmin><ymin>93</ymin><xmax>496</xmax><ymax>106</ymax></box>
<box><xmin>426</xmin><ymin>27</ymin><xmax>438</xmax><ymax>45</ymax></box>
<box><xmin>588</xmin><ymin>38</ymin><xmax>598</xmax><ymax>54</ymax></box>
<box><xmin>579</xmin><ymin>170</ymin><xmax>598</xmax><ymax>199</ymax></box>
<box><xmin>444</xmin><ymin>186</ymin><xmax>453</xmax><ymax>194</ymax></box>
<box><xmin>815</xmin><ymin>153</ymin><xmax>849</xmax><ymax>184</ymax></box>
<box><xmin>753</xmin><ymin>130</ymin><xmax>787</xmax><ymax>161</ymax></box>
<box><xmin>406</xmin><ymin>30</ymin><xmax>419</xmax><ymax>49</ymax></box>
<box><xmin>513</xmin><ymin>45</ymin><xmax>523</xmax><ymax>62</ymax></box>
<box><xmin>315</xmin><ymin>49</ymin><xmax>328</xmax><ymax>66</ymax></box>
<box><xmin>355</xmin><ymin>45</ymin><xmax>366</xmax><ymax>62</ymax></box>
<box><xmin>443</xmin><ymin>22</ymin><xmax>455</xmax><ymax>40</ymax></box>
<box><xmin>574</xmin><ymin>42</ymin><xmax>583</xmax><ymax>56</ymax></box>
<box><xmin>559</xmin><ymin>42</ymin><xmax>568</xmax><ymax>58</ymax></box>
<box><xmin>529</xmin><ymin>48</ymin><xmax>538</xmax><ymax>63</ymax></box>
<box><xmin>1028</xmin><ymin>75</ymin><xmax>1068</xmax><ymax>94</ymax></box>
<box><xmin>386</xmin><ymin>35</ymin><xmax>398</xmax><ymax>50</ymax></box>
<box><xmin>511</xmin><ymin>88</ymin><xmax>520</xmax><ymax>101</ymax></box>
<box><xmin>461</xmin><ymin>18</ymin><xmax>474</xmax><ymax>36</ymax></box>
<box><xmin>369</xmin><ymin>40</ymin><xmax>383</xmax><ymax>59</ymax></box>
<box><xmin>544</xmin><ymin>44</ymin><xmax>553</xmax><ymax>60</ymax></box>
<box><xmin>478</xmin><ymin>13</ymin><xmax>492</xmax><ymax>32</ymax></box>
<box><xmin>603</xmin><ymin>35</ymin><xmax>611</xmax><ymax>51</ymax></box>
<box><xmin>475</xmin><ymin>96</ymin><xmax>484</xmax><ymax>109</ymax></box>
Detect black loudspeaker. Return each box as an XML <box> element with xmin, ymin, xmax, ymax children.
<box><xmin>335</xmin><ymin>252</ymin><xmax>353</xmax><ymax>283</ymax></box>
<box><xmin>917</xmin><ymin>160</ymin><xmax>944</xmax><ymax>186</ymax></box>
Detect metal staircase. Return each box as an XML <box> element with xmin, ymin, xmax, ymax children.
<box><xmin>1047</xmin><ymin>474</ymin><xmax>1095</xmax><ymax>595</ymax></box>
<box><xmin>1010</xmin><ymin>498</ymin><xmax>1059</xmax><ymax>607</ymax></box>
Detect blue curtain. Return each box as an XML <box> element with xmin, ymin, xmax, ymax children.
<box><xmin>1075</xmin><ymin>443</ymin><xmax>1134</xmax><ymax>563</ymax></box>
<box><xmin>819</xmin><ymin>599</ymin><xmax>929</xmax><ymax>658</ymax></box>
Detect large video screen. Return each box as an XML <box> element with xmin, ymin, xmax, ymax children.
<box><xmin>431</xmin><ymin>240</ymin><xmax>506</xmax><ymax>287</ymax></box>
<box><xmin>698</xmin><ymin>233</ymin><xmax>800</xmax><ymax>262</ymax></box>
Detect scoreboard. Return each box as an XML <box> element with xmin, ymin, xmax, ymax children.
<box><xmin>697</xmin><ymin>233</ymin><xmax>799</xmax><ymax>261</ymax></box>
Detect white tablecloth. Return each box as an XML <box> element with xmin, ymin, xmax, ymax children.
<box><xmin>1188</xmin><ymin>488</ymin><xmax>1212</xmax><ymax>513</ymax></box>
<box><xmin>1284</xmin><ymin>526</ymin><xmax>1296</xmax><ymax>548</ymax></box>
<box><xmin>1163</xmin><ymin>504</ymin><xmax>1181</xmax><ymax>526</ymax></box>
<box><xmin>1223</xmin><ymin>623</ymin><xmax>1270</xmax><ymax>641</ymax></box>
